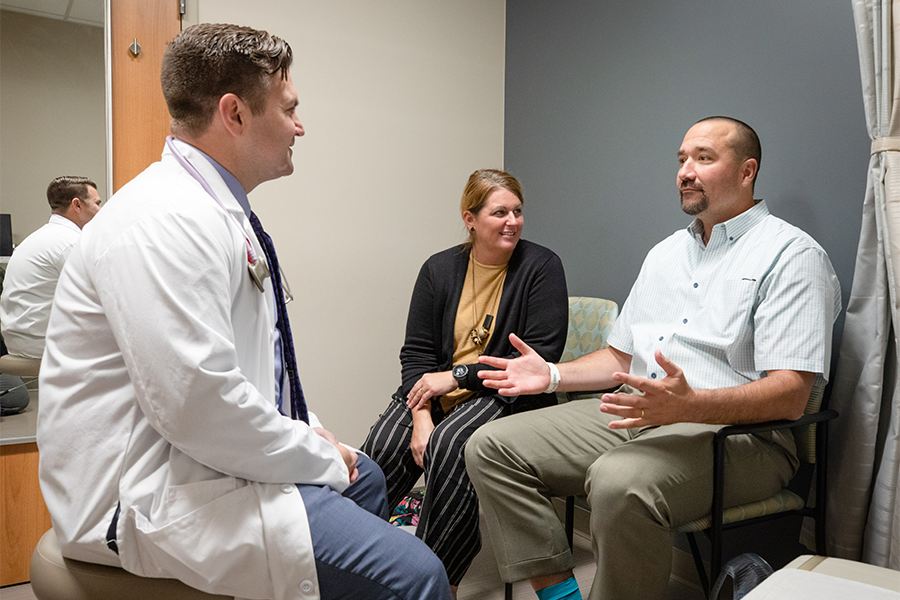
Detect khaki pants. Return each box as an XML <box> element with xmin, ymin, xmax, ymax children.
<box><xmin>464</xmin><ymin>392</ymin><xmax>797</xmax><ymax>600</ymax></box>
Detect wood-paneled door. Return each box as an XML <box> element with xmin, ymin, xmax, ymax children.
<box><xmin>111</xmin><ymin>0</ymin><xmax>182</xmax><ymax>191</ymax></box>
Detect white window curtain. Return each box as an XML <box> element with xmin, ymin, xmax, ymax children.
<box><xmin>825</xmin><ymin>0</ymin><xmax>900</xmax><ymax>569</ymax></box>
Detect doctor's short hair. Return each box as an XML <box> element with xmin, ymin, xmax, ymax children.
<box><xmin>161</xmin><ymin>23</ymin><xmax>293</xmax><ymax>138</ymax></box>
<box><xmin>47</xmin><ymin>176</ymin><xmax>97</xmax><ymax>213</ymax></box>
<box><xmin>460</xmin><ymin>169</ymin><xmax>524</xmax><ymax>247</ymax></box>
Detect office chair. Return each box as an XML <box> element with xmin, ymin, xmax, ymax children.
<box><xmin>676</xmin><ymin>385</ymin><xmax>837</xmax><ymax>596</ymax></box>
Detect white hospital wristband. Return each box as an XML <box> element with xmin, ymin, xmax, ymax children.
<box><xmin>545</xmin><ymin>362</ymin><xmax>561</xmax><ymax>393</ymax></box>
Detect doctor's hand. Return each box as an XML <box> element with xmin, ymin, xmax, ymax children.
<box><xmin>599</xmin><ymin>350</ymin><xmax>694</xmax><ymax>429</ymax></box>
<box><xmin>477</xmin><ymin>333</ymin><xmax>549</xmax><ymax>396</ymax></box>
<box><xmin>406</xmin><ymin>371</ymin><xmax>457</xmax><ymax>410</ymax></box>
<box><xmin>314</xmin><ymin>427</ymin><xmax>359</xmax><ymax>483</ymax></box>
<box><xmin>337</xmin><ymin>444</ymin><xmax>359</xmax><ymax>484</ymax></box>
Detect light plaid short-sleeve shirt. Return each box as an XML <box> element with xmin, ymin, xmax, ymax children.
<box><xmin>608</xmin><ymin>200</ymin><xmax>841</xmax><ymax>391</ymax></box>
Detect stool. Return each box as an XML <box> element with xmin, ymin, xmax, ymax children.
<box><xmin>30</xmin><ymin>528</ymin><xmax>229</xmax><ymax>600</ymax></box>
<box><xmin>0</xmin><ymin>354</ymin><xmax>40</xmax><ymax>377</ymax></box>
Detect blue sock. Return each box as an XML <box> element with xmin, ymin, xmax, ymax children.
<box><xmin>535</xmin><ymin>576</ymin><xmax>583</xmax><ymax>600</ymax></box>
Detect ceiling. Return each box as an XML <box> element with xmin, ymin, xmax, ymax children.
<box><xmin>0</xmin><ymin>0</ymin><xmax>102</xmax><ymax>28</ymax></box>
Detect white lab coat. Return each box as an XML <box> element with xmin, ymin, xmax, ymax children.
<box><xmin>38</xmin><ymin>141</ymin><xmax>349</xmax><ymax>600</ymax></box>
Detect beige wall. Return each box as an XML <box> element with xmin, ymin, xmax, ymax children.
<box><xmin>191</xmin><ymin>1</ymin><xmax>506</xmax><ymax>444</ymax></box>
<box><xmin>0</xmin><ymin>10</ymin><xmax>106</xmax><ymax>244</ymax></box>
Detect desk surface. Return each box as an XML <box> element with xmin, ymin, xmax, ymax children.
<box><xmin>0</xmin><ymin>389</ymin><xmax>38</xmax><ymax>446</ymax></box>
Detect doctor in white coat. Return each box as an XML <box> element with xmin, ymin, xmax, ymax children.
<box><xmin>38</xmin><ymin>23</ymin><xmax>450</xmax><ymax>600</ymax></box>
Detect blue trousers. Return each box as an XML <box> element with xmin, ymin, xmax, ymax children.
<box><xmin>297</xmin><ymin>455</ymin><xmax>452</xmax><ymax>600</ymax></box>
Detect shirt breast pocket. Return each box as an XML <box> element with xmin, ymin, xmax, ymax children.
<box><xmin>703</xmin><ymin>277</ymin><xmax>758</xmax><ymax>347</ymax></box>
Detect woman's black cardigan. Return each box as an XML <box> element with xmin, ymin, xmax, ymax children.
<box><xmin>397</xmin><ymin>239</ymin><xmax>568</xmax><ymax>413</ymax></box>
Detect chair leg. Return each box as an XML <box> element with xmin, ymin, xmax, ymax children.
<box><xmin>505</xmin><ymin>581</ymin><xmax>513</xmax><ymax>600</ymax></box>
<box><xmin>685</xmin><ymin>532</ymin><xmax>710</xmax><ymax>598</ymax></box>
<box><xmin>814</xmin><ymin>418</ymin><xmax>829</xmax><ymax>556</ymax></box>
<box><xmin>710</xmin><ymin>434</ymin><xmax>727</xmax><ymax>592</ymax></box>
<box><xmin>565</xmin><ymin>496</ymin><xmax>575</xmax><ymax>550</ymax></box>
<box><xmin>710</xmin><ymin>528</ymin><xmax>723</xmax><ymax>594</ymax></box>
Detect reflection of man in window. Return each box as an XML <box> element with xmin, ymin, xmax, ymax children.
<box><xmin>0</xmin><ymin>266</ymin><xmax>31</xmax><ymax>415</ymax></box>
<box><xmin>1</xmin><ymin>175</ymin><xmax>102</xmax><ymax>358</ymax></box>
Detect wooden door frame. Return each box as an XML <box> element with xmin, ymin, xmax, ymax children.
<box><xmin>108</xmin><ymin>0</ymin><xmax>182</xmax><ymax>192</ymax></box>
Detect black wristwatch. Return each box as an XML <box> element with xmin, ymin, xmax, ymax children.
<box><xmin>452</xmin><ymin>364</ymin><xmax>469</xmax><ymax>387</ymax></box>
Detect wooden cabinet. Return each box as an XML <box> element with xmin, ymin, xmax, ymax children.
<box><xmin>1</xmin><ymin>443</ymin><xmax>52</xmax><ymax>585</ymax></box>
<box><xmin>1</xmin><ymin>396</ymin><xmax>51</xmax><ymax>586</ymax></box>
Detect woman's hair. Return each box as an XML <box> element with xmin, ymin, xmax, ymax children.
<box><xmin>460</xmin><ymin>169</ymin><xmax>524</xmax><ymax>247</ymax></box>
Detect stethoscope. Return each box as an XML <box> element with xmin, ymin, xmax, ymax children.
<box><xmin>165</xmin><ymin>136</ymin><xmax>293</xmax><ymax>302</ymax></box>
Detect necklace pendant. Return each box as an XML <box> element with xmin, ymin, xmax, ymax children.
<box><xmin>470</xmin><ymin>325</ymin><xmax>491</xmax><ymax>354</ymax></box>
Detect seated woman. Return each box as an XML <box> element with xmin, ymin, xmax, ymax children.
<box><xmin>361</xmin><ymin>168</ymin><xmax>568</xmax><ymax>594</ymax></box>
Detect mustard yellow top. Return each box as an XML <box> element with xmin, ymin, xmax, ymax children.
<box><xmin>439</xmin><ymin>256</ymin><xmax>507</xmax><ymax>412</ymax></box>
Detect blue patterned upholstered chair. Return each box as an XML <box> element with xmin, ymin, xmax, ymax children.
<box><xmin>555</xmin><ymin>296</ymin><xmax>618</xmax><ymax>404</ymax></box>
<box><xmin>559</xmin><ymin>297</ymin><xmax>619</xmax><ymax>362</ymax></box>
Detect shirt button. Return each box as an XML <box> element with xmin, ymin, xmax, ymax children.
<box><xmin>280</xmin><ymin>484</ymin><xmax>295</xmax><ymax>494</ymax></box>
<box><xmin>650</xmin><ymin>373</ymin><xmax>657</xmax><ymax>379</ymax></box>
<box><xmin>300</xmin><ymin>580</ymin><xmax>314</xmax><ymax>593</ymax></box>
<box><xmin>658</xmin><ymin>336</ymin><xmax>664</xmax><ymax>341</ymax></box>
<box><xmin>693</xmin><ymin>282</ymin><xmax>698</xmax><ymax>288</ymax></box>
<box><xmin>683</xmin><ymin>318</ymin><xmax>688</xmax><ymax>324</ymax></box>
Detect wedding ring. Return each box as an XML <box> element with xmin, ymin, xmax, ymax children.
<box><xmin>641</xmin><ymin>408</ymin><xmax>645</xmax><ymax>419</ymax></box>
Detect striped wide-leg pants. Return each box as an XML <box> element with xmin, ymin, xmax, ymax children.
<box><xmin>361</xmin><ymin>394</ymin><xmax>509</xmax><ymax>585</ymax></box>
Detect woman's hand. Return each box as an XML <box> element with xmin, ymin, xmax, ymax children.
<box><xmin>410</xmin><ymin>402</ymin><xmax>435</xmax><ymax>468</ymax></box>
<box><xmin>406</xmin><ymin>370</ymin><xmax>458</xmax><ymax>410</ymax></box>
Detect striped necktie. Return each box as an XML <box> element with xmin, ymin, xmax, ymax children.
<box><xmin>248</xmin><ymin>211</ymin><xmax>309</xmax><ymax>424</ymax></box>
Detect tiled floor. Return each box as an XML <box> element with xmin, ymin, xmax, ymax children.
<box><xmin>0</xmin><ymin>586</ymin><xmax>36</xmax><ymax>600</ymax></box>
<box><xmin>457</xmin><ymin>521</ymin><xmax>706</xmax><ymax>600</ymax></box>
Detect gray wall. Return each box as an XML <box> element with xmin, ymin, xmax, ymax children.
<box><xmin>503</xmin><ymin>0</ymin><xmax>868</xmax><ymax>567</ymax></box>
<box><xmin>505</xmin><ymin>0</ymin><xmax>868</xmax><ymax>357</ymax></box>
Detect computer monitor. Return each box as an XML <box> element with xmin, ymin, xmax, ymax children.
<box><xmin>0</xmin><ymin>214</ymin><xmax>12</xmax><ymax>256</ymax></box>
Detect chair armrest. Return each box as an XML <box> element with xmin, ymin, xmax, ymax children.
<box><xmin>712</xmin><ymin>409</ymin><xmax>838</xmax><ymax>481</ymax></box>
<box><xmin>707</xmin><ymin>408</ymin><xmax>839</xmax><ymax>547</ymax></box>
<box><xmin>713</xmin><ymin>409</ymin><xmax>839</xmax><ymax>441</ymax></box>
